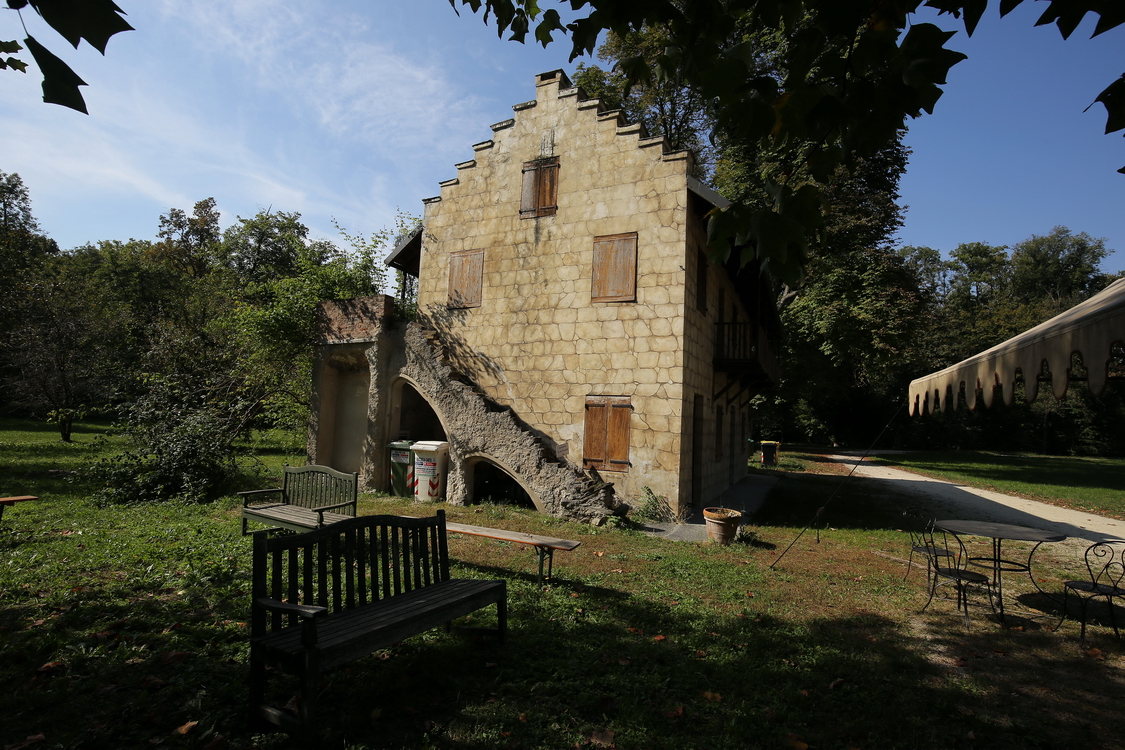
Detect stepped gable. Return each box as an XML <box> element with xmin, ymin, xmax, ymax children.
<box><xmin>422</xmin><ymin>69</ymin><xmax>690</xmax><ymax>201</ymax></box>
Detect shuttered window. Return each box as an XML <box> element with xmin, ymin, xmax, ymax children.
<box><xmin>583</xmin><ymin>396</ymin><xmax>632</xmax><ymax>472</ymax></box>
<box><xmin>520</xmin><ymin>157</ymin><xmax>559</xmax><ymax>218</ymax></box>
<box><xmin>591</xmin><ymin>233</ymin><xmax>637</xmax><ymax>303</ymax></box>
<box><xmin>448</xmin><ymin>249</ymin><xmax>484</xmax><ymax>308</ymax></box>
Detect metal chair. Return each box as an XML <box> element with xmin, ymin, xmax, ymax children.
<box><xmin>903</xmin><ymin>506</ymin><xmax>952</xmax><ymax>585</ymax></box>
<box><xmin>920</xmin><ymin>525</ymin><xmax>995</xmax><ymax>627</ymax></box>
<box><xmin>1060</xmin><ymin>542</ymin><xmax>1125</xmax><ymax>644</ymax></box>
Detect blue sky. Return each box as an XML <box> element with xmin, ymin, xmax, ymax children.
<box><xmin>1</xmin><ymin>1</ymin><xmax>1122</xmax><ymax>272</ymax></box>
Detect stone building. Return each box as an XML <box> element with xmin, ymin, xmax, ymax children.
<box><xmin>309</xmin><ymin>70</ymin><xmax>779</xmax><ymax>523</ymax></box>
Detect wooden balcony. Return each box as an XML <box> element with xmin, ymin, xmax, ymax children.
<box><xmin>714</xmin><ymin>322</ymin><xmax>779</xmax><ymax>386</ymax></box>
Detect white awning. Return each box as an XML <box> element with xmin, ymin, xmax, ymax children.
<box><xmin>909</xmin><ymin>278</ymin><xmax>1125</xmax><ymax>415</ymax></box>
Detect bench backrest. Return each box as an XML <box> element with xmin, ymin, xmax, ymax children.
<box><xmin>251</xmin><ymin>512</ymin><xmax>451</xmax><ymax>637</ymax></box>
<box><xmin>281</xmin><ymin>464</ymin><xmax>357</xmax><ymax>511</ymax></box>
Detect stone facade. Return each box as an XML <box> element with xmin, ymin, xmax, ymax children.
<box><xmin>309</xmin><ymin>70</ymin><xmax>778</xmax><ymax>521</ymax></box>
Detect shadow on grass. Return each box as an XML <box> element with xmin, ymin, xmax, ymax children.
<box><xmin>754</xmin><ymin>472</ymin><xmax>915</xmax><ymax>531</ymax></box>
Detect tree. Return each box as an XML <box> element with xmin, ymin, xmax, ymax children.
<box><xmin>573</xmin><ymin>26</ymin><xmax>720</xmax><ymax>178</ymax></box>
<box><xmin>449</xmin><ymin>0</ymin><xmax>1125</xmax><ymax>285</ymax></box>
<box><xmin>2</xmin><ymin>0</ymin><xmax>132</xmax><ymax>113</ymax></box>
<box><xmin>1009</xmin><ymin>225</ymin><xmax>1111</xmax><ymax>304</ymax></box>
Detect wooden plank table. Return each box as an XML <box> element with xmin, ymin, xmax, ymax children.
<box><xmin>444</xmin><ymin>521</ymin><xmax>581</xmax><ymax>584</ymax></box>
<box><xmin>0</xmin><ymin>495</ymin><xmax>37</xmax><ymax>524</ymax></box>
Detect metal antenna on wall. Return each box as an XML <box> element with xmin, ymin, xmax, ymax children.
<box><xmin>768</xmin><ymin>400</ymin><xmax>906</xmax><ymax>570</ymax></box>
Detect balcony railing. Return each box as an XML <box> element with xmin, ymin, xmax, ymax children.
<box><xmin>714</xmin><ymin>322</ymin><xmax>778</xmax><ymax>384</ymax></box>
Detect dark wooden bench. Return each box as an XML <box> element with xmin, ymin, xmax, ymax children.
<box><xmin>444</xmin><ymin>521</ymin><xmax>580</xmax><ymax>584</ymax></box>
<box><xmin>249</xmin><ymin>511</ymin><xmax>506</xmax><ymax>744</ymax></box>
<box><xmin>0</xmin><ymin>495</ymin><xmax>37</xmax><ymax>524</ymax></box>
<box><xmin>240</xmin><ymin>465</ymin><xmax>357</xmax><ymax>535</ymax></box>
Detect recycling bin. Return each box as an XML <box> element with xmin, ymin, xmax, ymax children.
<box><xmin>760</xmin><ymin>440</ymin><xmax>780</xmax><ymax>467</ymax></box>
<box><xmin>389</xmin><ymin>440</ymin><xmax>415</xmax><ymax>497</ymax></box>
<box><xmin>412</xmin><ymin>441</ymin><xmax>450</xmax><ymax>502</ymax></box>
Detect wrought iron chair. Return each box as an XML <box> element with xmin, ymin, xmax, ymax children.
<box><xmin>903</xmin><ymin>506</ymin><xmax>952</xmax><ymax>585</ymax></box>
<box><xmin>920</xmin><ymin>525</ymin><xmax>995</xmax><ymax>627</ymax></box>
<box><xmin>1060</xmin><ymin>542</ymin><xmax>1125</xmax><ymax>644</ymax></box>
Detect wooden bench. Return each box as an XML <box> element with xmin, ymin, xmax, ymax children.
<box><xmin>250</xmin><ymin>511</ymin><xmax>506</xmax><ymax>745</ymax></box>
<box><xmin>444</xmin><ymin>521</ymin><xmax>580</xmax><ymax>584</ymax></box>
<box><xmin>240</xmin><ymin>465</ymin><xmax>357</xmax><ymax>535</ymax></box>
<box><xmin>0</xmin><ymin>496</ymin><xmax>37</xmax><ymax>524</ymax></box>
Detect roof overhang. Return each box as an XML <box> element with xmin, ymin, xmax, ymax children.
<box><xmin>908</xmin><ymin>278</ymin><xmax>1125</xmax><ymax>415</ymax></box>
<box><xmin>384</xmin><ymin>225</ymin><xmax>422</xmax><ymax>276</ymax></box>
<box><xmin>687</xmin><ymin>176</ymin><xmax>731</xmax><ymax>209</ymax></box>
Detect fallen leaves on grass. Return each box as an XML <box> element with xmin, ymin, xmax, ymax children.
<box><xmin>173</xmin><ymin>721</ymin><xmax>198</xmax><ymax>735</ymax></box>
<box><xmin>702</xmin><ymin>691</ymin><xmax>722</xmax><ymax>702</ymax></box>
<box><xmin>783</xmin><ymin>731</ymin><xmax>809</xmax><ymax>749</ymax></box>
<box><xmin>589</xmin><ymin>728</ymin><xmax>615</xmax><ymax>747</ymax></box>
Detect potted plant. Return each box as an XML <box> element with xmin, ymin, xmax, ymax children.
<box><xmin>703</xmin><ymin>505</ymin><xmax>742</xmax><ymax>545</ymax></box>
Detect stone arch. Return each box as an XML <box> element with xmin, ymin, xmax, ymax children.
<box><xmin>389</xmin><ymin>375</ymin><xmax>449</xmax><ymax>443</ymax></box>
<box><xmin>461</xmin><ymin>453</ymin><xmax>544</xmax><ymax>512</ymax></box>
<box><xmin>385</xmin><ymin>323</ymin><xmax>613</xmax><ymax>523</ymax></box>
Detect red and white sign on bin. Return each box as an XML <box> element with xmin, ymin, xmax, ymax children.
<box><xmin>411</xmin><ymin>441</ymin><xmax>449</xmax><ymax>502</ymax></box>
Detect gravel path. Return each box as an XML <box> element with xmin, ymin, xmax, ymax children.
<box><xmin>827</xmin><ymin>453</ymin><xmax>1125</xmax><ymax>544</ymax></box>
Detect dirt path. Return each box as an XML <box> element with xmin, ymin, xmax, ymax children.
<box><xmin>826</xmin><ymin>453</ymin><xmax>1125</xmax><ymax>545</ymax></box>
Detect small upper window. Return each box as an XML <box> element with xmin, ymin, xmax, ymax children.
<box><xmin>521</xmin><ymin>157</ymin><xmax>559</xmax><ymax>219</ymax></box>
<box><xmin>448</xmin><ymin>249</ymin><xmax>484</xmax><ymax>308</ymax></box>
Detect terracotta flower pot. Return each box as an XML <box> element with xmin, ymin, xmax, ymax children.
<box><xmin>703</xmin><ymin>507</ymin><xmax>742</xmax><ymax>545</ymax></box>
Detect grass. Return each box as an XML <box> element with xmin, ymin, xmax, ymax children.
<box><xmin>3</xmin><ymin>420</ymin><xmax>1125</xmax><ymax>749</ymax></box>
<box><xmin>866</xmin><ymin>450</ymin><xmax>1125</xmax><ymax>519</ymax></box>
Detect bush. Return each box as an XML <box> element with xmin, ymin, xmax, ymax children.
<box><xmin>77</xmin><ymin>386</ymin><xmax>241</xmax><ymax>504</ymax></box>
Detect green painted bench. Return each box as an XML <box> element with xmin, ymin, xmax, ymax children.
<box><xmin>240</xmin><ymin>465</ymin><xmax>357</xmax><ymax>535</ymax></box>
<box><xmin>249</xmin><ymin>511</ymin><xmax>506</xmax><ymax>745</ymax></box>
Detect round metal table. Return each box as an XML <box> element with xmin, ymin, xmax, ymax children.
<box><xmin>936</xmin><ymin>519</ymin><xmax>1067</xmax><ymax>623</ymax></box>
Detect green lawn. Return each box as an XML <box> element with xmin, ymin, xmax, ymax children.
<box><xmin>3</xmin><ymin>420</ymin><xmax>1125</xmax><ymax>749</ymax></box>
<box><xmin>868</xmin><ymin>450</ymin><xmax>1125</xmax><ymax>519</ymax></box>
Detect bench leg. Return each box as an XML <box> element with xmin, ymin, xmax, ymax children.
<box><xmin>300</xmin><ymin>653</ymin><xmax>320</xmax><ymax>747</ymax></box>
<box><xmin>535</xmin><ymin>546</ymin><xmax>555</xmax><ymax>585</ymax></box>
<box><xmin>248</xmin><ymin>647</ymin><xmax>270</xmax><ymax>732</ymax></box>
<box><xmin>497</xmin><ymin>592</ymin><xmax>507</xmax><ymax>644</ymax></box>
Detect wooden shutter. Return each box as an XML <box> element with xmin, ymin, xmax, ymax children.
<box><xmin>591</xmin><ymin>233</ymin><xmax>637</xmax><ymax>302</ymax></box>
<box><xmin>536</xmin><ymin>158</ymin><xmax>558</xmax><ymax>216</ymax></box>
<box><xmin>583</xmin><ymin>396</ymin><xmax>631</xmax><ymax>472</ymax></box>
<box><xmin>607</xmin><ymin>400</ymin><xmax>632</xmax><ymax>470</ymax></box>
<box><xmin>520</xmin><ymin>157</ymin><xmax>559</xmax><ymax>218</ymax></box>
<box><xmin>448</xmin><ymin>249</ymin><xmax>484</xmax><ymax>308</ymax></box>
<box><xmin>520</xmin><ymin>161</ymin><xmax>540</xmax><ymax>218</ymax></box>
<box><xmin>582</xmin><ymin>398</ymin><xmax>608</xmax><ymax>470</ymax></box>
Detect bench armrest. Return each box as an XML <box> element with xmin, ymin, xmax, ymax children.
<box><xmin>239</xmin><ymin>488</ymin><xmax>283</xmax><ymax>507</ymax></box>
<box><xmin>255</xmin><ymin>597</ymin><xmax>327</xmax><ymax>648</ymax></box>
<box><xmin>255</xmin><ymin>597</ymin><xmax>327</xmax><ymax>619</ymax></box>
<box><xmin>313</xmin><ymin>500</ymin><xmax>358</xmax><ymax>526</ymax></box>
